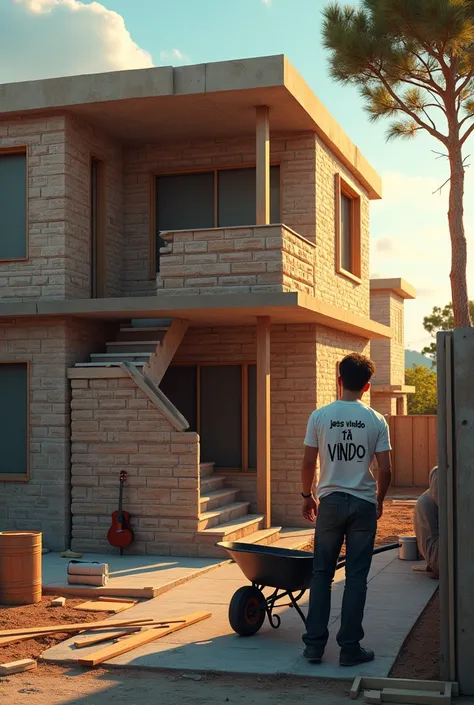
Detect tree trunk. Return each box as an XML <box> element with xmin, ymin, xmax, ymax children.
<box><xmin>447</xmin><ymin>140</ymin><xmax>472</xmax><ymax>327</ymax></box>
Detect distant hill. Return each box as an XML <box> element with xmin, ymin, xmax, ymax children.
<box><xmin>405</xmin><ymin>349</ymin><xmax>433</xmax><ymax>369</ymax></box>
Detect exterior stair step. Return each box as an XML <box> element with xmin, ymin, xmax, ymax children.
<box><xmin>117</xmin><ymin>327</ymin><xmax>168</xmax><ymax>342</ymax></box>
<box><xmin>200</xmin><ymin>474</ymin><xmax>226</xmax><ymax>493</ymax></box>
<box><xmin>199</xmin><ymin>488</ymin><xmax>239</xmax><ymax>513</ymax></box>
<box><xmin>90</xmin><ymin>352</ymin><xmax>152</xmax><ymax>363</ymax></box>
<box><xmin>75</xmin><ymin>361</ymin><xmax>146</xmax><ymax>368</ymax></box>
<box><xmin>197</xmin><ymin>525</ymin><xmax>281</xmax><ymax>558</ymax></box>
<box><xmin>196</xmin><ymin>513</ymin><xmax>264</xmax><ymax>542</ymax></box>
<box><xmin>198</xmin><ymin>501</ymin><xmax>250</xmax><ymax>530</ymax></box>
<box><xmin>105</xmin><ymin>340</ymin><xmax>160</xmax><ymax>353</ymax></box>
<box><xmin>272</xmin><ymin>528</ymin><xmax>315</xmax><ymax>552</ymax></box>
<box><xmin>200</xmin><ymin>462</ymin><xmax>215</xmax><ymax>477</ymax></box>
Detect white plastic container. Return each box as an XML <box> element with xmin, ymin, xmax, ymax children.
<box><xmin>398</xmin><ymin>536</ymin><xmax>419</xmax><ymax>561</ymax></box>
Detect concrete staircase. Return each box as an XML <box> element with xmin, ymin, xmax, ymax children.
<box><xmin>196</xmin><ymin>462</ymin><xmax>282</xmax><ymax>558</ymax></box>
<box><xmin>75</xmin><ymin>319</ymin><xmax>171</xmax><ymax>368</ymax></box>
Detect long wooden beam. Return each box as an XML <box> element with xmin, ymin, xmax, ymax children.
<box><xmin>256</xmin><ymin>106</ymin><xmax>270</xmax><ymax>225</ymax></box>
<box><xmin>256</xmin><ymin>316</ymin><xmax>271</xmax><ymax>528</ymax></box>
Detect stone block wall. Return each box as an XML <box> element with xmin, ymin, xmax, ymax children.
<box><xmin>0</xmin><ymin>117</ymin><xmax>69</xmax><ymax>301</ymax></box>
<box><xmin>0</xmin><ymin>316</ymin><xmax>108</xmax><ymax>550</ymax></box>
<box><xmin>0</xmin><ymin>115</ymin><xmax>124</xmax><ymax>301</ymax></box>
<box><xmin>70</xmin><ymin>372</ymin><xmax>201</xmax><ymax>556</ymax></box>
<box><xmin>159</xmin><ymin>224</ymin><xmax>316</xmax><ymax>295</ymax></box>
<box><xmin>64</xmin><ymin>117</ymin><xmax>124</xmax><ymax>298</ymax></box>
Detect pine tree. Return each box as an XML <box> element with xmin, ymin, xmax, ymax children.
<box><xmin>323</xmin><ymin>0</ymin><xmax>474</xmax><ymax>327</ymax></box>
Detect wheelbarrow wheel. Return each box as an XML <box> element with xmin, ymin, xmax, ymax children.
<box><xmin>229</xmin><ymin>586</ymin><xmax>266</xmax><ymax>636</ymax></box>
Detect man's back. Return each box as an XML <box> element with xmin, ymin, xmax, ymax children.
<box><xmin>304</xmin><ymin>399</ymin><xmax>391</xmax><ymax>505</ymax></box>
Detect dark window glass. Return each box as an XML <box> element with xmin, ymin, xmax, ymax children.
<box><xmin>0</xmin><ymin>152</ymin><xmax>27</xmax><ymax>259</ymax></box>
<box><xmin>0</xmin><ymin>363</ymin><xmax>28</xmax><ymax>475</ymax></box>
<box><xmin>200</xmin><ymin>365</ymin><xmax>242</xmax><ymax>467</ymax></box>
<box><xmin>340</xmin><ymin>192</ymin><xmax>353</xmax><ymax>272</ymax></box>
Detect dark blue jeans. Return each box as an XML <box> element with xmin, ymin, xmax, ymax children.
<box><xmin>303</xmin><ymin>492</ymin><xmax>377</xmax><ymax>654</ymax></box>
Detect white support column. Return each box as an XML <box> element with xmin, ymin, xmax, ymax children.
<box><xmin>256</xmin><ymin>106</ymin><xmax>270</xmax><ymax>225</ymax></box>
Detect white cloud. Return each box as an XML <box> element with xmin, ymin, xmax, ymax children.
<box><xmin>262</xmin><ymin>0</ymin><xmax>272</xmax><ymax>6</ymax></box>
<box><xmin>0</xmin><ymin>0</ymin><xmax>153</xmax><ymax>83</ymax></box>
<box><xmin>159</xmin><ymin>48</ymin><xmax>190</xmax><ymax>64</ymax></box>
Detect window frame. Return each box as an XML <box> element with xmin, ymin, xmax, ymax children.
<box><xmin>335</xmin><ymin>173</ymin><xmax>361</xmax><ymax>284</ymax></box>
<box><xmin>89</xmin><ymin>154</ymin><xmax>107</xmax><ymax>299</ymax></box>
<box><xmin>0</xmin><ymin>146</ymin><xmax>29</xmax><ymax>263</ymax></box>
<box><xmin>164</xmin><ymin>361</ymin><xmax>257</xmax><ymax>472</ymax></box>
<box><xmin>149</xmin><ymin>162</ymin><xmax>282</xmax><ymax>278</ymax></box>
<box><xmin>0</xmin><ymin>360</ymin><xmax>30</xmax><ymax>482</ymax></box>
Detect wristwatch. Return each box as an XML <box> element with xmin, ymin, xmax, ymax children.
<box><xmin>301</xmin><ymin>492</ymin><xmax>313</xmax><ymax>498</ymax></box>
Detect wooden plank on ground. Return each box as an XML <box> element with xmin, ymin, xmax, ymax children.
<box><xmin>0</xmin><ymin>617</ymin><xmax>155</xmax><ymax>639</ymax></box>
<box><xmin>97</xmin><ymin>597</ymin><xmax>137</xmax><ymax>604</ymax></box>
<box><xmin>78</xmin><ymin>611</ymin><xmax>211</xmax><ymax>667</ymax></box>
<box><xmin>364</xmin><ymin>692</ymin><xmax>381</xmax><ymax>705</ymax></box>
<box><xmin>358</xmin><ymin>678</ymin><xmax>458</xmax><ymax>696</ymax></box>
<box><xmin>0</xmin><ymin>659</ymin><xmax>37</xmax><ymax>676</ymax></box>
<box><xmin>350</xmin><ymin>676</ymin><xmax>362</xmax><ymax>699</ymax></box>
<box><xmin>413</xmin><ymin>416</ymin><xmax>430</xmax><ymax>487</ymax></box>
<box><xmin>74</xmin><ymin>628</ymin><xmax>142</xmax><ymax>648</ymax></box>
<box><xmin>73</xmin><ymin>600</ymin><xmax>137</xmax><ymax>613</ymax></box>
<box><xmin>380</xmin><ymin>688</ymin><xmax>450</xmax><ymax>704</ymax></box>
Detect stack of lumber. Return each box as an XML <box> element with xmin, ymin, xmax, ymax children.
<box><xmin>351</xmin><ymin>677</ymin><xmax>459</xmax><ymax>705</ymax></box>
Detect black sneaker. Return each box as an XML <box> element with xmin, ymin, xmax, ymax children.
<box><xmin>339</xmin><ymin>647</ymin><xmax>375</xmax><ymax>667</ymax></box>
<box><xmin>303</xmin><ymin>647</ymin><xmax>323</xmax><ymax>664</ymax></box>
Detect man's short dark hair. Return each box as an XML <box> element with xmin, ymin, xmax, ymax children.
<box><xmin>339</xmin><ymin>353</ymin><xmax>376</xmax><ymax>392</ymax></box>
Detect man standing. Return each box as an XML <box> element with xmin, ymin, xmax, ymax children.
<box><xmin>301</xmin><ymin>353</ymin><xmax>392</xmax><ymax>667</ymax></box>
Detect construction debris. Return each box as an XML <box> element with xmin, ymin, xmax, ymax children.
<box><xmin>60</xmin><ymin>550</ymin><xmax>83</xmax><ymax>559</ymax></box>
<box><xmin>72</xmin><ymin>599</ymin><xmax>137</xmax><ymax>613</ymax></box>
<box><xmin>51</xmin><ymin>597</ymin><xmax>66</xmax><ymax>607</ymax></box>
<box><xmin>78</xmin><ymin>611</ymin><xmax>211</xmax><ymax>667</ymax></box>
<box><xmin>0</xmin><ymin>659</ymin><xmax>37</xmax><ymax>676</ymax></box>
<box><xmin>352</xmin><ymin>676</ymin><xmax>458</xmax><ymax>705</ymax></box>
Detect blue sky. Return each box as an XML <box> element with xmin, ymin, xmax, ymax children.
<box><xmin>3</xmin><ymin>0</ymin><xmax>473</xmax><ymax>350</ymax></box>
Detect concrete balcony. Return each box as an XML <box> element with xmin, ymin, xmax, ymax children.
<box><xmin>158</xmin><ymin>224</ymin><xmax>316</xmax><ymax>296</ymax></box>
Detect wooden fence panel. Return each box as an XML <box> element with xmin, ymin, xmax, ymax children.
<box><xmin>389</xmin><ymin>415</ymin><xmax>437</xmax><ymax>488</ymax></box>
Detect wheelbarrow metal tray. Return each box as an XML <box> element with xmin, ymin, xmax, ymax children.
<box><xmin>217</xmin><ymin>541</ymin><xmax>314</xmax><ymax>592</ymax></box>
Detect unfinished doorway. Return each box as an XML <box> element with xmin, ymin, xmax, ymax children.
<box><xmin>90</xmin><ymin>157</ymin><xmax>106</xmax><ymax>298</ymax></box>
<box><xmin>160</xmin><ymin>363</ymin><xmax>257</xmax><ymax>470</ymax></box>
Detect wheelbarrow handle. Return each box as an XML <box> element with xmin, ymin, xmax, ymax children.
<box><xmin>336</xmin><ymin>542</ymin><xmax>401</xmax><ymax>570</ymax></box>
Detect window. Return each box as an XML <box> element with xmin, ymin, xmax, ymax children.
<box><xmin>154</xmin><ymin>165</ymin><xmax>280</xmax><ymax>271</ymax></box>
<box><xmin>160</xmin><ymin>362</ymin><xmax>257</xmax><ymax>469</ymax></box>
<box><xmin>0</xmin><ymin>362</ymin><xmax>29</xmax><ymax>480</ymax></box>
<box><xmin>90</xmin><ymin>157</ymin><xmax>106</xmax><ymax>298</ymax></box>
<box><xmin>0</xmin><ymin>148</ymin><xmax>27</xmax><ymax>260</ymax></box>
<box><xmin>335</xmin><ymin>173</ymin><xmax>361</xmax><ymax>282</ymax></box>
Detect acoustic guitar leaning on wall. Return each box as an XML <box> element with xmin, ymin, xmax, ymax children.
<box><xmin>107</xmin><ymin>470</ymin><xmax>134</xmax><ymax>551</ymax></box>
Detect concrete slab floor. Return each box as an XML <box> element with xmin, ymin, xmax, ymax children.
<box><xmin>42</xmin><ymin>552</ymin><xmax>225</xmax><ymax>595</ymax></box>
<box><xmin>42</xmin><ymin>551</ymin><xmax>438</xmax><ymax>682</ymax></box>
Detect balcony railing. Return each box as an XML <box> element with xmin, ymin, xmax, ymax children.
<box><xmin>158</xmin><ymin>224</ymin><xmax>316</xmax><ymax>296</ymax></box>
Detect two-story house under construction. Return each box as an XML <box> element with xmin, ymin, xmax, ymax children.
<box><xmin>0</xmin><ymin>55</ymin><xmax>415</xmax><ymax>556</ymax></box>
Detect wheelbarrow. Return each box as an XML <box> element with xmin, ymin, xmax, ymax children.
<box><xmin>217</xmin><ymin>541</ymin><xmax>400</xmax><ymax>636</ymax></box>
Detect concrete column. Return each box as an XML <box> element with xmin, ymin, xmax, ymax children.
<box><xmin>256</xmin><ymin>315</ymin><xmax>271</xmax><ymax>528</ymax></box>
<box><xmin>256</xmin><ymin>106</ymin><xmax>270</xmax><ymax>225</ymax></box>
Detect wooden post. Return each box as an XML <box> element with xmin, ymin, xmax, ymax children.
<box><xmin>256</xmin><ymin>106</ymin><xmax>270</xmax><ymax>225</ymax></box>
<box><xmin>257</xmin><ymin>316</ymin><xmax>271</xmax><ymax>528</ymax></box>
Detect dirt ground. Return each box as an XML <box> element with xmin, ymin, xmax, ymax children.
<box><xmin>390</xmin><ymin>589</ymin><xmax>440</xmax><ymax>681</ymax></box>
<box><xmin>0</xmin><ymin>669</ymin><xmax>352</xmax><ymax>705</ymax></box>
<box><xmin>0</xmin><ymin>597</ymin><xmax>109</xmax><ymax>667</ymax></box>
<box><xmin>375</xmin><ymin>501</ymin><xmax>416</xmax><ymax>547</ymax></box>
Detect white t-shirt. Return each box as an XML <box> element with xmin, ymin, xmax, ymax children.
<box><xmin>304</xmin><ymin>400</ymin><xmax>391</xmax><ymax>505</ymax></box>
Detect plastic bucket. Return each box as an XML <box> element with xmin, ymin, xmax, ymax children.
<box><xmin>398</xmin><ymin>536</ymin><xmax>419</xmax><ymax>561</ymax></box>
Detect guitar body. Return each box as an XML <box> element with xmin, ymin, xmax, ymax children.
<box><xmin>107</xmin><ymin>510</ymin><xmax>134</xmax><ymax>548</ymax></box>
<box><xmin>107</xmin><ymin>471</ymin><xmax>134</xmax><ymax>550</ymax></box>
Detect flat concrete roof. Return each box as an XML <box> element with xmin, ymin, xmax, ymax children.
<box><xmin>0</xmin><ymin>292</ymin><xmax>391</xmax><ymax>340</ymax></box>
<box><xmin>0</xmin><ymin>55</ymin><xmax>381</xmax><ymax>199</ymax></box>
<box><xmin>370</xmin><ymin>278</ymin><xmax>416</xmax><ymax>300</ymax></box>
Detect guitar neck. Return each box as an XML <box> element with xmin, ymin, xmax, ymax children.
<box><xmin>117</xmin><ymin>480</ymin><xmax>124</xmax><ymax>525</ymax></box>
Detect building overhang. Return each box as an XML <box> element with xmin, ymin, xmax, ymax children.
<box><xmin>371</xmin><ymin>384</ymin><xmax>416</xmax><ymax>395</ymax></box>
<box><xmin>0</xmin><ymin>55</ymin><xmax>381</xmax><ymax>199</ymax></box>
<box><xmin>370</xmin><ymin>278</ymin><xmax>416</xmax><ymax>300</ymax></box>
<box><xmin>0</xmin><ymin>292</ymin><xmax>391</xmax><ymax>340</ymax></box>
